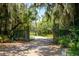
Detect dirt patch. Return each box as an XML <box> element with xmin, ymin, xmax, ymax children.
<box><xmin>0</xmin><ymin>38</ymin><xmax>67</xmax><ymax>56</ymax></box>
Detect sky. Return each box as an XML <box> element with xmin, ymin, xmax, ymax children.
<box><xmin>26</xmin><ymin>3</ymin><xmax>46</xmax><ymax>20</ymax></box>
<box><xmin>37</xmin><ymin>7</ymin><xmax>46</xmax><ymax>20</ymax></box>
<box><xmin>26</xmin><ymin>3</ymin><xmax>46</xmax><ymax>25</ymax></box>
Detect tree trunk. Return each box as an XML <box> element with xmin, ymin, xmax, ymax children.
<box><xmin>24</xmin><ymin>25</ymin><xmax>30</xmax><ymax>41</ymax></box>
<box><xmin>52</xmin><ymin>24</ymin><xmax>59</xmax><ymax>44</ymax></box>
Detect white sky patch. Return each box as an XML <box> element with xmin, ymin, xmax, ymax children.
<box><xmin>36</xmin><ymin>7</ymin><xmax>46</xmax><ymax>22</ymax></box>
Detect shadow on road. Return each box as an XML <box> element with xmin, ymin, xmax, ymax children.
<box><xmin>0</xmin><ymin>37</ymin><xmax>67</xmax><ymax>56</ymax></box>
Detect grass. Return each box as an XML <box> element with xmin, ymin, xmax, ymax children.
<box><xmin>45</xmin><ymin>34</ymin><xmax>53</xmax><ymax>38</ymax></box>
<box><xmin>30</xmin><ymin>32</ymin><xmax>35</xmax><ymax>36</ymax></box>
<box><xmin>30</xmin><ymin>32</ymin><xmax>53</xmax><ymax>39</ymax></box>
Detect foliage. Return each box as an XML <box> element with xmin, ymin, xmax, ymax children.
<box><xmin>0</xmin><ymin>3</ymin><xmax>38</xmax><ymax>41</ymax></box>
<box><xmin>58</xmin><ymin>35</ymin><xmax>70</xmax><ymax>47</ymax></box>
<box><xmin>58</xmin><ymin>27</ymin><xmax>79</xmax><ymax>55</ymax></box>
<box><xmin>67</xmin><ymin>29</ymin><xmax>79</xmax><ymax>55</ymax></box>
<box><xmin>36</xmin><ymin>17</ymin><xmax>53</xmax><ymax>36</ymax></box>
<box><xmin>0</xmin><ymin>35</ymin><xmax>11</xmax><ymax>43</ymax></box>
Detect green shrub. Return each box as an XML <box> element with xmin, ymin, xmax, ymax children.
<box><xmin>77</xmin><ymin>42</ymin><xmax>79</xmax><ymax>48</ymax></box>
<box><xmin>69</xmin><ymin>42</ymin><xmax>76</xmax><ymax>48</ymax></box>
<box><xmin>67</xmin><ymin>33</ymin><xmax>79</xmax><ymax>55</ymax></box>
<box><xmin>67</xmin><ymin>49</ymin><xmax>79</xmax><ymax>56</ymax></box>
<box><xmin>0</xmin><ymin>35</ymin><xmax>11</xmax><ymax>43</ymax></box>
<box><xmin>58</xmin><ymin>36</ymin><xmax>70</xmax><ymax>47</ymax></box>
